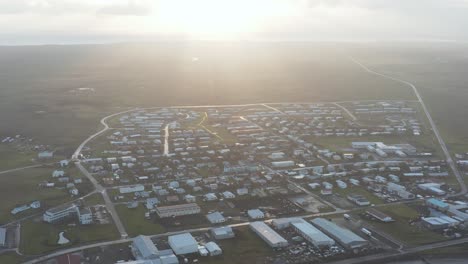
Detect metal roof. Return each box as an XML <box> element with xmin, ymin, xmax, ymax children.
<box><xmin>311</xmin><ymin>218</ymin><xmax>367</xmax><ymax>247</ymax></box>
<box><xmin>133</xmin><ymin>235</ymin><xmax>159</xmax><ymax>259</ymax></box>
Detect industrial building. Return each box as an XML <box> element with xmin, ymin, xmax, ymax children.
<box><xmin>426</xmin><ymin>198</ymin><xmax>449</xmax><ymax>211</ymax></box>
<box><xmin>421</xmin><ymin>216</ymin><xmax>461</xmax><ymax>230</ymax></box>
<box><xmin>43</xmin><ymin>204</ymin><xmax>78</xmax><ymax>223</ymax></box>
<box><xmin>291</xmin><ymin>219</ymin><xmax>335</xmax><ymax>247</ymax></box>
<box><xmin>43</xmin><ymin>204</ymin><xmax>92</xmax><ymax>225</ymax></box>
<box><xmin>271</xmin><ymin>217</ymin><xmax>303</xmax><ymax>230</ymax></box>
<box><xmin>418</xmin><ymin>183</ymin><xmax>446</xmax><ymax>196</ymax></box>
<box><xmin>0</xmin><ymin>227</ymin><xmax>6</xmax><ymax>247</ymax></box>
<box><xmin>168</xmin><ymin>233</ymin><xmax>199</xmax><ymax>255</ymax></box>
<box><xmin>250</xmin><ymin>221</ymin><xmax>289</xmax><ymax>248</ymax></box>
<box><xmin>311</xmin><ymin>218</ymin><xmax>368</xmax><ymax>249</ymax></box>
<box><xmin>205</xmin><ymin>242</ymin><xmax>222</xmax><ymax>256</ymax></box>
<box><xmin>366</xmin><ymin>208</ymin><xmax>394</xmax><ymax>223</ymax></box>
<box><xmin>130</xmin><ymin>235</ymin><xmax>179</xmax><ymax>264</ymax></box>
<box><xmin>155</xmin><ymin>203</ymin><xmax>201</xmax><ymax>218</ymax></box>
<box><xmin>211</xmin><ymin>226</ymin><xmax>235</xmax><ymax>240</ymax></box>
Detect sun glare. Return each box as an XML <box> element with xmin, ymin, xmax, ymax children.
<box><xmin>146</xmin><ymin>0</ymin><xmax>295</xmax><ymax>38</ymax></box>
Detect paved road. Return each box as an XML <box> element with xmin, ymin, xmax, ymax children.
<box><xmin>0</xmin><ymin>163</ymin><xmax>53</xmax><ymax>175</ymax></box>
<box><xmin>163</xmin><ymin>123</ymin><xmax>170</xmax><ymax>156</ymax></box>
<box><xmin>75</xmin><ymin>162</ymin><xmax>128</xmax><ymax>238</ymax></box>
<box><xmin>350</xmin><ymin>57</ymin><xmax>467</xmax><ymax>195</ymax></box>
<box><xmin>71</xmin><ymin>108</ymin><xmax>136</xmax><ymax>160</ymax></box>
<box><xmin>333</xmin><ymin>102</ymin><xmax>358</xmax><ymax>122</ymax></box>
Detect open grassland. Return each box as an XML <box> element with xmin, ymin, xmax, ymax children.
<box><xmin>0</xmin><ymin>167</ymin><xmax>73</xmax><ymax>224</ymax></box>
<box><xmin>0</xmin><ymin>43</ymin><xmax>416</xmax><ymax>153</ymax></box>
<box><xmin>0</xmin><ymin>145</ymin><xmax>37</xmax><ymax>171</ymax></box>
<box><xmin>20</xmin><ymin>219</ymin><xmax>119</xmax><ymax>255</ymax></box>
<box><xmin>365</xmin><ymin>203</ymin><xmax>446</xmax><ymax>246</ymax></box>
<box><xmin>334</xmin><ymin>186</ymin><xmax>384</xmax><ymax>206</ymax></box>
<box><xmin>0</xmin><ymin>252</ymin><xmax>23</xmax><ymax>264</ymax></box>
<box><xmin>115</xmin><ymin>204</ymin><xmax>166</xmax><ymax>237</ymax></box>
<box><xmin>199</xmin><ymin>226</ymin><xmax>273</xmax><ymax>264</ymax></box>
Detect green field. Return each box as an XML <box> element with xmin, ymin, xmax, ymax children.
<box><xmin>334</xmin><ymin>186</ymin><xmax>384</xmax><ymax>206</ymax></box>
<box><xmin>0</xmin><ymin>145</ymin><xmax>38</xmax><ymax>171</ymax></box>
<box><xmin>115</xmin><ymin>204</ymin><xmax>166</xmax><ymax>237</ymax></box>
<box><xmin>365</xmin><ymin>204</ymin><xmax>446</xmax><ymax>246</ymax></box>
<box><xmin>201</xmin><ymin>226</ymin><xmax>273</xmax><ymax>264</ymax></box>
<box><xmin>0</xmin><ymin>252</ymin><xmax>24</xmax><ymax>264</ymax></box>
<box><xmin>0</xmin><ymin>167</ymin><xmax>73</xmax><ymax>224</ymax></box>
<box><xmin>20</xmin><ymin>219</ymin><xmax>119</xmax><ymax>255</ymax></box>
<box><xmin>82</xmin><ymin>193</ymin><xmax>105</xmax><ymax>207</ymax></box>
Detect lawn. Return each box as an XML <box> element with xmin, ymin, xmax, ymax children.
<box><xmin>0</xmin><ymin>145</ymin><xmax>37</xmax><ymax>171</ymax></box>
<box><xmin>115</xmin><ymin>204</ymin><xmax>166</xmax><ymax>237</ymax></box>
<box><xmin>0</xmin><ymin>167</ymin><xmax>73</xmax><ymax>224</ymax></box>
<box><xmin>334</xmin><ymin>186</ymin><xmax>384</xmax><ymax>206</ymax></box>
<box><xmin>419</xmin><ymin>242</ymin><xmax>468</xmax><ymax>256</ymax></box>
<box><xmin>366</xmin><ymin>204</ymin><xmax>446</xmax><ymax>246</ymax></box>
<box><xmin>0</xmin><ymin>252</ymin><xmax>24</xmax><ymax>264</ymax></box>
<box><xmin>200</xmin><ymin>226</ymin><xmax>273</xmax><ymax>264</ymax></box>
<box><xmin>82</xmin><ymin>193</ymin><xmax>105</xmax><ymax>207</ymax></box>
<box><xmin>20</xmin><ymin>219</ymin><xmax>120</xmax><ymax>255</ymax></box>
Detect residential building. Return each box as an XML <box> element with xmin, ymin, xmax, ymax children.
<box><xmin>155</xmin><ymin>203</ymin><xmax>201</xmax><ymax>218</ymax></box>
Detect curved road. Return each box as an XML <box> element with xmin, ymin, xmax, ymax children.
<box><xmin>350</xmin><ymin>57</ymin><xmax>467</xmax><ymax>195</ymax></box>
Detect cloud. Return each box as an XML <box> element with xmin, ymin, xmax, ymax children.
<box><xmin>97</xmin><ymin>0</ymin><xmax>152</xmax><ymax>16</ymax></box>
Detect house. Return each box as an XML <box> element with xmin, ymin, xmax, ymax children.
<box><xmin>59</xmin><ymin>160</ymin><xmax>69</xmax><ymax>167</ymax></box>
<box><xmin>52</xmin><ymin>170</ymin><xmax>65</xmax><ymax>178</ymax></box>
<box><xmin>145</xmin><ymin>198</ymin><xmax>160</xmax><ymax>210</ymax></box>
<box><xmin>204</xmin><ymin>193</ymin><xmax>218</xmax><ymax>201</ymax></box>
<box><xmin>222</xmin><ymin>191</ymin><xmax>236</xmax><ymax>199</ymax></box>
<box><xmin>211</xmin><ymin>226</ymin><xmax>235</xmax><ymax>240</ymax></box>
<box><xmin>247</xmin><ymin>209</ymin><xmax>265</xmax><ymax>219</ymax></box>
<box><xmin>205</xmin><ymin>242</ymin><xmax>222</xmax><ymax>256</ymax></box>
<box><xmin>237</xmin><ymin>188</ymin><xmax>249</xmax><ymax>196</ymax></box>
<box><xmin>206</xmin><ymin>212</ymin><xmax>226</xmax><ymax>224</ymax></box>
<box><xmin>38</xmin><ymin>151</ymin><xmax>54</xmax><ymax>159</ymax></box>
<box><xmin>184</xmin><ymin>194</ymin><xmax>196</xmax><ymax>203</ymax></box>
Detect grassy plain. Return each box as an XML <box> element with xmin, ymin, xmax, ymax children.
<box><xmin>365</xmin><ymin>203</ymin><xmax>446</xmax><ymax>246</ymax></box>
<box><xmin>200</xmin><ymin>226</ymin><xmax>272</xmax><ymax>264</ymax></box>
<box><xmin>115</xmin><ymin>204</ymin><xmax>166</xmax><ymax>237</ymax></box>
<box><xmin>20</xmin><ymin>219</ymin><xmax>119</xmax><ymax>255</ymax></box>
<box><xmin>0</xmin><ymin>167</ymin><xmax>73</xmax><ymax>224</ymax></box>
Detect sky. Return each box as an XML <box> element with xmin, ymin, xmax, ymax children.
<box><xmin>1</xmin><ymin>0</ymin><xmax>468</xmax><ymax>45</ymax></box>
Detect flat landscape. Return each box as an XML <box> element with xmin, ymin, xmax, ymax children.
<box><xmin>2</xmin><ymin>42</ymin><xmax>468</xmax><ymax>264</ymax></box>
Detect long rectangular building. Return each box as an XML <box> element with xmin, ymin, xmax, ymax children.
<box><xmin>291</xmin><ymin>220</ymin><xmax>334</xmax><ymax>247</ymax></box>
<box><xmin>155</xmin><ymin>203</ymin><xmax>201</xmax><ymax>218</ymax></box>
<box><xmin>311</xmin><ymin>218</ymin><xmax>368</xmax><ymax>249</ymax></box>
<box><xmin>250</xmin><ymin>221</ymin><xmax>288</xmax><ymax>248</ymax></box>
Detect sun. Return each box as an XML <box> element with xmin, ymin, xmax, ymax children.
<box><xmin>143</xmin><ymin>0</ymin><xmax>294</xmax><ymax>38</ymax></box>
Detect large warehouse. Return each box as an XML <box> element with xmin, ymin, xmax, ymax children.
<box><xmin>250</xmin><ymin>221</ymin><xmax>289</xmax><ymax>248</ymax></box>
<box><xmin>291</xmin><ymin>220</ymin><xmax>335</xmax><ymax>247</ymax></box>
<box><xmin>168</xmin><ymin>233</ymin><xmax>199</xmax><ymax>255</ymax></box>
<box><xmin>311</xmin><ymin>218</ymin><xmax>368</xmax><ymax>249</ymax></box>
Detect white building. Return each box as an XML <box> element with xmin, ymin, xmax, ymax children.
<box><xmin>247</xmin><ymin>209</ymin><xmax>265</xmax><ymax>219</ymax></box>
<box><xmin>120</xmin><ymin>185</ymin><xmax>145</xmax><ymax>194</ymax></box>
<box><xmin>250</xmin><ymin>221</ymin><xmax>288</xmax><ymax>248</ymax></box>
<box><xmin>43</xmin><ymin>204</ymin><xmax>78</xmax><ymax>223</ymax></box>
<box><xmin>168</xmin><ymin>233</ymin><xmax>199</xmax><ymax>255</ymax></box>
<box><xmin>205</xmin><ymin>242</ymin><xmax>222</xmax><ymax>256</ymax></box>
<box><xmin>291</xmin><ymin>220</ymin><xmax>335</xmax><ymax>247</ymax></box>
<box><xmin>155</xmin><ymin>203</ymin><xmax>201</xmax><ymax>218</ymax></box>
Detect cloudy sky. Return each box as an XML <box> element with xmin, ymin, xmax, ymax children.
<box><xmin>1</xmin><ymin>0</ymin><xmax>467</xmax><ymax>45</ymax></box>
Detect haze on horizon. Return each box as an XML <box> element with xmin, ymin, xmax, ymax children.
<box><xmin>1</xmin><ymin>0</ymin><xmax>468</xmax><ymax>45</ymax></box>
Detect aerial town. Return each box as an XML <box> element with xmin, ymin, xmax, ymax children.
<box><xmin>2</xmin><ymin>101</ymin><xmax>468</xmax><ymax>264</ymax></box>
